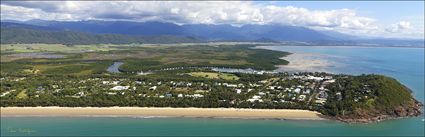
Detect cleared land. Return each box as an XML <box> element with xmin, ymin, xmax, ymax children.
<box><xmin>0</xmin><ymin>44</ymin><xmax>124</xmax><ymax>53</ymax></box>
<box><xmin>188</xmin><ymin>72</ymin><xmax>240</xmax><ymax>80</ymax></box>
<box><xmin>16</xmin><ymin>90</ymin><xmax>28</xmax><ymax>100</ymax></box>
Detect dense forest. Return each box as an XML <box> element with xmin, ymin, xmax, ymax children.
<box><xmin>322</xmin><ymin>75</ymin><xmax>423</xmax><ymax>122</ymax></box>
<box><xmin>0</xmin><ymin>27</ymin><xmax>201</xmax><ymax>44</ymax></box>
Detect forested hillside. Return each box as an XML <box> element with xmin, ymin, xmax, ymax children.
<box><xmin>323</xmin><ymin>75</ymin><xmax>423</xmax><ymax>123</ymax></box>
<box><xmin>0</xmin><ymin>27</ymin><xmax>201</xmax><ymax>44</ymax></box>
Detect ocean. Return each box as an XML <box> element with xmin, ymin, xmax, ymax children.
<box><xmin>1</xmin><ymin>46</ymin><xmax>424</xmax><ymax>136</ymax></box>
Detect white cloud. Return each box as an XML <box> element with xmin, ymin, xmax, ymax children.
<box><xmin>0</xmin><ymin>1</ymin><xmax>423</xmax><ymax>39</ymax></box>
<box><xmin>387</xmin><ymin>21</ymin><xmax>412</xmax><ymax>32</ymax></box>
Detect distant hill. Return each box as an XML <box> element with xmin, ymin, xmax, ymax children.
<box><xmin>9</xmin><ymin>20</ymin><xmax>336</xmax><ymax>42</ymax></box>
<box><xmin>1</xmin><ymin>22</ymin><xmax>60</xmax><ymax>31</ymax></box>
<box><xmin>0</xmin><ymin>23</ymin><xmax>201</xmax><ymax>44</ymax></box>
<box><xmin>2</xmin><ymin>20</ymin><xmax>424</xmax><ymax>46</ymax></box>
<box><xmin>180</xmin><ymin>24</ymin><xmax>333</xmax><ymax>41</ymax></box>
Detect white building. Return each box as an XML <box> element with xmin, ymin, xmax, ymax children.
<box><xmin>247</xmin><ymin>95</ymin><xmax>263</xmax><ymax>102</ymax></box>
<box><xmin>110</xmin><ymin>86</ymin><xmax>130</xmax><ymax>91</ymax></box>
<box><xmin>177</xmin><ymin>94</ymin><xmax>183</xmax><ymax>98</ymax></box>
<box><xmin>294</xmin><ymin>88</ymin><xmax>301</xmax><ymax>94</ymax></box>
<box><xmin>186</xmin><ymin>94</ymin><xmax>204</xmax><ymax>98</ymax></box>
<box><xmin>236</xmin><ymin>89</ymin><xmax>242</xmax><ymax>94</ymax></box>
<box><xmin>149</xmin><ymin>86</ymin><xmax>157</xmax><ymax>90</ymax></box>
<box><xmin>298</xmin><ymin>95</ymin><xmax>306</xmax><ymax>101</ymax></box>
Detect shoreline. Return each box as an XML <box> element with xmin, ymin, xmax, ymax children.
<box><xmin>0</xmin><ymin>107</ymin><xmax>325</xmax><ymax>120</ymax></box>
<box><xmin>261</xmin><ymin>45</ymin><xmax>425</xmax><ymax>49</ymax></box>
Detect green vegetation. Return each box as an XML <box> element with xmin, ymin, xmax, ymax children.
<box><xmin>1</xmin><ymin>60</ymin><xmax>112</xmax><ymax>75</ymax></box>
<box><xmin>1</xmin><ymin>27</ymin><xmax>200</xmax><ymax>45</ymax></box>
<box><xmin>1</xmin><ymin>44</ymin><xmax>290</xmax><ymax>75</ymax></box>
<box><xmin>119</xmin><ymin>45</ymin><xmax>290</xmax><ymax>71</ymax></box>
<box><xmin>1</xmin><ymin>72</ymin><xmax>419</xmax><ymax>120</ymax></box>
<box><xmin>0</xmin><ymin>42</ymin><xmax>421</xmax><ymax>122</ymax></box>
<box><xmin>322</xmin><ymin>74</ymin><xmax>422</xmax><ymax>120</ymax></box>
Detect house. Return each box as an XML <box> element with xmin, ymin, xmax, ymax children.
<box><xmin>247</xmin><ymin>95</ymin><xmax>263</xmax><ymax>102</ymax></box>
<box><xmin>294</xmin><ymin>88</ymin><xmax>301</xmax><ymax>94</ymax></box>
<box><xmin>226</xmin><ymin>84</ymin><xmax>238</xmax><ymax>88</ymax></box>
<box><xmin>36</xmin><ymin>86</ymin><xmax>45</xmax><ymax>91</ymax></box>
<box><xmin>298</xmin><ymin>95</ymin><xmax>306</xmax><ymax>101</ymax></box>
<box><xmin>187</xmin><ymin>94</ymin><xmax>204</xmax><ymax>98</ymax></box>
<box><xmin>250</xmin><ymin>83</ymin><xmax>261</xmax><ymax>87</ymax></box>
<box><xmin>102</xmin><ymin>81</ymin><xmax>109</xmax><ymax>84</ymax></box>
<box><xmin>195</xmin><ymin>90</ymin><xmax>208</xmax><ymax>93</ymax></box>
<box><xmin>259</xmin><ymin>80</ymin><xmax>268</xmax><ymax>83</ymax></box>
<box><xmin>149</xmin><ymin>86</ymin><xmax>157</xmax><ymax>90</ymax></box>
<box><xmin>336</xmin><ymin>92</ymin><xmax>342</xmax><ymax>101</ymax></box>
<box><xmin>110</xmin><ymin>86</ymin><xmax>130</xmax><ymax>91</ymax></box>
<box><xmin>324</xmin><ymin>76</ymin><xmax>333</xmax><ymax>80</ymax></box>
<box><xmin>277</xmin><ymin>86</ymin><xmax>284</xmax><ymax>90</ymax></box>
<box><xmin>318</xmin><ymin>91</ymin><xmax>328</xmax><ymax>99</ymax></box>
<box><xmin>315</xmin><ymin>99</ymin><xmax>327</xmax><ymax>104</ymax></box>
<box><xmin>177</xmin><ymin>94</ymin><xmax>183</xmax><ymax>98</ymax></box>
<box><xmin>303</xmin><ymin>89</ymin><xmax>311</xmax><ymax>94</ymax></box>
<box><xmin>235</xmin><ymin>89</ymin><xmax>242</xmax><ymax>94</ymax></box>
<box><xmin>76</xmin><ymin>91</ymin><xmax>85</xmax><ymax>96</ymax></box>
<box><xmin>323</xmin><ymin>79</ymin><xmax>336</xmax><ymax>84</ymax></box>
<box><xmin>0</xmin><ymin>91</ymin><xmax>11</xmax><ymax>97</ymax></box>
<box><xmin>307</xmin><ymin>76</ymin><xmax>324</xmax><ymax>81</ymax></box>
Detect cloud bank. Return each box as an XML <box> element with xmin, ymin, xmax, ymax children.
<box><xmin>1</xmin><ymin>1</ymin><xmax>423</xmax><ymax>39</ymax></box>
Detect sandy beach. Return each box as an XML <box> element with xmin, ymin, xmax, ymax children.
<box><xmin>1</xmin><ymin>107</ymin><xmax>325</xmax><ymax>120</ymax></box>
<box><xmin>276</xmin><ymin>53</ymin><xmax>338</xmax><ymax>73</ymax></box>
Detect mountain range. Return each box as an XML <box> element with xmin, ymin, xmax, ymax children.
<box><xmin>1</xmin><ymin>19</ymin><xmax>424</xmax><ymax>46</ymax></box>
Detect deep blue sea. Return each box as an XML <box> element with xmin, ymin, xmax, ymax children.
<box><xmin>1</xmin><ymin>46</ymin><xmax>424</xmax><ymax>136</ymax></box>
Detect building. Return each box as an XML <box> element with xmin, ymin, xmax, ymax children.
<box><xmin>110</xmin><ymin>86</ymin><xmax>130</xmax><ymax>91</ymax></box>
<box><xmin>149</xmin><ymin>86</ymin><xmax>157</xmax><ymax>90</ymax></box>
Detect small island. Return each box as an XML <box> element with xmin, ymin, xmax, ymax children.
<box><xmin>0</xmin><ymin>43</ymin><xmax>422</xmax><ymax>123</ymax></box>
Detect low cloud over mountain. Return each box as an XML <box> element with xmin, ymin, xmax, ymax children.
<box><xmin>1</xmin><ymin>1</ymin><xmax>423</xmax><ymax>39</ymax></box>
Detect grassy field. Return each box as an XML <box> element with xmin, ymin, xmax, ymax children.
<box><xmin>0</xmin><ymin>44</ymin><xmax>128</xmax><ymax>53</ymax></box>
<box><xmin>188</xmin><ymin>72</ymin><xmax>240</xmax><ymax>80</ymax></box>
<box><xmin>16</xmin><ymin>90</ymin><xmax>28</xmax><ymax>100</ymax></box>
<box><xmin>1</xmin><ymin>61</ymin><xmax>112</xmax><ymax>75</ymax></box>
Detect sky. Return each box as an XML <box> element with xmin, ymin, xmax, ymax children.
<box><xmin>1</xmin><ymin>1</ymin><xmax>424</xmax><ymax>39</ymax></box>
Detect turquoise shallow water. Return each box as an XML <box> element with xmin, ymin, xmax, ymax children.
<box><xmin>1</xmin><ymin>117</ymin><xmax>424</xmax><ymax>136</ymax></box>
<box><xmin>260</xmin><ymin>46</ymin><xmax>424</xmax><ymax>102</ymax></box>
<box><xmin>1</xmin><ymin>46</ymin><xmax>424</xmax><ymax>136</ymax></box>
